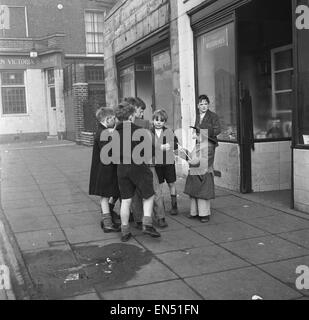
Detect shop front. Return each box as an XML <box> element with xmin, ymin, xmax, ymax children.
<box><xmin>0</xmin><ymin>52</ymin><xmax>65</xmax><ymax>142</ymax></box>
<box><xmin>180</xmin><ymin>0</ymin><xmax>298</xmax><ymax>205</ymax></box>
<box><xmin>116</xmin><ymin>32</ymin><xmax>176</xmax><ymax>128</ymax></box>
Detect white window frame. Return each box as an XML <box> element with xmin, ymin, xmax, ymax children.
<box><xmin>0</xmin><ymin>5</ymin><xmax>28</xmax><ymax>37</ymax></box>
<box><xmin>271</xmin><ymin>44</ymin><xmax>293</xmax><ymax>118</ymax></box>
<box><xmin>84</xmin><ymin>10</ymin><xmax>105</xmax><ymax>55</ymax></box>
<box><xmin>0</xmin><ymin>70</ymin><xmax>28</xmax><ymax>116</ymax></box>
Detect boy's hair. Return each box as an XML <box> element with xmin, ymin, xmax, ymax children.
<box><xmin>153</xmin><ymin>109</ymin><xmax>168</xmax><ymax>122</ymax></box>
<box><xmin>115</xmin><ymin>101</ymin><xmax>136</xmax><ymax>121</ymax></box>
<box><xmin>96</xmin><ymin>107</ymin><xmax>115</xmax><ymax>122</ymax></box>
<box><xmin>124</xmin><ymin>97</ymin><xmax>146</xmax><ymax>110</ymax></box>
<box><xmin>198</xmin><ymin>94</ymin><xmax>210</xmax><ymax>104</ymax></box>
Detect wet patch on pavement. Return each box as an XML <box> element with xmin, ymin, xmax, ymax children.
<box><xmin>23</xmin><ymin>243</ymin><xmax>153</xmax><ymax>299</ymax></box>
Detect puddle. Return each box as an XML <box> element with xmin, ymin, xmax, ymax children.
<box><xmin>23</xmin><ymin>243</ymin><xmax>153</xmax><ymax>299</ymax></box>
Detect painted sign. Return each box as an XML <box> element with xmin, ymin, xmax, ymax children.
<box><xmin>0</xmin><ymin>5</ymin><xmax>10</xmax><ymax>30</ymax></box>
<box><xmin>204</xmin><ymin>27</ymin><xmax>228</xmax><ymax>50</ymax></box>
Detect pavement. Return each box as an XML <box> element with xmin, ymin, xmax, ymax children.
<box><xmin>0</xmin><ymin>140</ymin><xmax>309</xmax><ymax>300</ymax></box>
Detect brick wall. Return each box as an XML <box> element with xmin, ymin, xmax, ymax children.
<box><xmin>73</xmin><ymin>83</ymin><xmax>88</xmax><ymax>143</ymax></box>
<box><xmin>104</xmin><ymin>0</ymin><xmax>170</xmax><ymax>107</ymax></box>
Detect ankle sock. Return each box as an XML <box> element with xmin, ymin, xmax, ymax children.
<box><xmin>102</xmin><ymin>213</ymin><xmax>113</xmax><ymax>228</ymax></box>
<box><xmin>121</xmin><ymin>224</ymin><xmax>130</xmax><ymax>235</ymax></box>
<box><xmin>142</xmin><ymin>216</ymin><xmax>152</xmax><ymax>227</ymax></box>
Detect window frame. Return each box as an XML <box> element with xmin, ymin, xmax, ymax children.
<box><xmin>0</xmin><ymin>70</ymin><xmax>28</xmax><ymax>116</ymax></box>
<box><xmin>84</xmin><ymin>9</ymin><xmax>105</xmax><ymax>55</ymax></box>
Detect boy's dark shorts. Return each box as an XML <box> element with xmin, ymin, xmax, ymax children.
<box><xmin>155</xmin><ymin>164</ymin><xmax>177</xmax><ymax>184</ymax></box>
<box><xmin>117</xmin><ymin>164</ymin><xmax>154</xmax><ymax>200</ymax></box>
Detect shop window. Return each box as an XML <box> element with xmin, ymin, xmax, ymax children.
<box><xmin>296</xmin><ymin>13</ymin><xmax>309</xmax><ymax>146</ymax></box>
<box><xmin>196</xmin><ymin>23</ymin><xmax>237</xmax><ymax>141</ymax></box>
<box><xmin>0</xmin><ymin>71</ymin><xmax>27</xmax><ymax>115</ymax></box>
<box><xmin>153</xmin><ymin>50</ymin><xmax>173</xmax><ymax>128</ymax></box>
<box><xmin>119</xmin><ymin>65</ymin><xmax>135</xmax><ymax>99</ymax></box>
<box><xmin>270</xmin><ymin>45</ymin><xmax>293</xmax><ymax>139</ymax></box>
<box><xmin>85</xmin><ymin>11</ymin><xmax>104</xmax><ymax>54</ymax></box>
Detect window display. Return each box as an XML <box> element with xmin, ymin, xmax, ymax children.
<box><xmin>196</xmin><ymin>23</ymin><xmax>238</xmax><ymax>141</ymax></box>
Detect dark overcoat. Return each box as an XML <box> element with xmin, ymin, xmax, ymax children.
<box><xmin>89</xmin><ymin>123</ymin><xmax>120</xmax><ymax>197</ymax></box>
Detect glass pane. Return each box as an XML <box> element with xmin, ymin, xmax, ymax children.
<box><xmin>153</xmin><ymin>50</ymin><xmax>174</xmax><ymax>128</ymax></box>
<box><xmin>50</xmin><ymin>87</ymin><xmax>56</xmax><ymax>108</ymax></box>
<box><xmin>276</xmin><ymin>92</ymin><xmax>292</xmax><ymax>111</ymax></box>
<box><xmin>197</xmin><ymin>23</ymin><xmax>237</xmax><ymax>141</ymax></box>
<box><xmin>275</xmin><ymin>71</ymin><xmax>292</xmax><ymax>91</ymax></box>
<box><xmin>2</xmin><ymin>87</ymin><xmax>26</xmax><ymax>114</ymax></box>
<box><xmin>1</xmin><ymin>71</ymin><xmax>24</xmax><ymax>85</ymax></box>
<box><xmin>119</xmin><ymin>65</ymin><xmax>135</xmax><ymax>99</ymax></box>
<box><xmin>275</xmin><ymin>49</ymin><xmax>293</xmax><ymax>70</ymax></box>
<box><xmin>47</xmin><ymin>69</ymin><xmax>55</xmax><ymax>85</ymax></box>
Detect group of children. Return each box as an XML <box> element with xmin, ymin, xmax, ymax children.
<box><xmin>89</xmin><ymin>95</ymin><xmax>221</xmax><ymax>242</ymax></box>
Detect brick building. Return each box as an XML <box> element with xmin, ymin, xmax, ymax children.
<box><xmin>0</xmin><ymin>0</ymin><xmax>116</xmax><ymax>143</ymax></box>
<box><xmin>104</xmin><ymin>0</ymin><xmax>309</xmax><ymax>215</ymax></box>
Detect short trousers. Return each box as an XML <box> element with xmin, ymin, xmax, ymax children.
<box><xmin>117</xmin><ymin>164</ymin><xmax>155</xmax><ymax>200</ymax></box>
<box><xmin>155</xmin><ymin>164</ymin><xmax>177</xmax><ymax>184</ymax></box>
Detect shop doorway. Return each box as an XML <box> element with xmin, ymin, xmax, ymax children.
<box><xmin>237</xmin><ymin>0</ymin><xmax>293</xmax><ymax>201</ymax></box>
<box><xmin>118</xmin><ymin>45</ymin><xmax>174</xmax><ymax>128</ymax></box>
<box><xmin>46</xmin><ymin>69</ymin><xmax>58</xmax><ymax>136</ymax></box>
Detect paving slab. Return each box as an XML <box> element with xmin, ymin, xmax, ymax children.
<box><xmin>63</xmin><ymin>224</ymin><xmax>120</xmax><ymax>244</ymax></box>
<box><xmin>222</xmin><ymin>236</ymin><xmax>309</xmax><ymax>265</ymax></box>
<box><xmin>1</xmin><ymin>190</ymin><xmax>44</xmax><ymax>201</ymax></box>
<box><xmin>8</xmin><ymin>215</ymin><xmax>59</xmax><ymax>233</ymax></box>
<box><xmin>218</xmin><ymin>204</ymin><xmax>282</xmax><ymax>221</ymax></box>
<box><xmin>192</xmin><ymin>221</ymin><xmax>268</xmax><ymax>244</ymax></box>
<box><xmin>23</xmin><ymin>246</ymin><xmax>90</xmax><ymax>300</ymax></box>
<box><xmin>44</xmin><ymin>193</ymin><xmax>92</xmax><ymax>206</ymax></box>
<box><xmin>155</xmin><ymin>216</ymin><xmax>186</xmax><ymax>233</ymax></box>
<box><xmin>57</xmin><ymin>212</ymin><xmax>101</xmax><ymax>228</ymax></box>
<box><xmin>64</xmin><ymin>292</ymin><xmax>100</xmax><ymax>300</ymax></box>
<box><xmin>95</xmin><ymin>257</ymin><xmax>178</xmax><ymax>292</ymax></box>
<box><xmin>51</xmin><ymin>202</ymin><xmax>99</xmax><ymax>215</ymax></box>
<box><xmin>135</xmin><ymin>229</ymin><xmax>213</xmax><ymax>254</ymax></box>
<box><xmin>184</xmin><ymin>267</ymin><xmax>302</xmax><ymax>300</ymax></box>
<box><xmin>211</xmin><ymin>196</ymin><xmax>254</xmax><ymax>209</ymax></box>
<box><xmin>1</xmin><ymin>197</ymin><xmax>47</xmax><ymax>210</ymax></box>
<box><xmin>4</xmin><ymin>206</ymin><xmax>54</xmax><ymax>219</ymax></box>
<box><xmin>277</xmin><ymin>230</ymin><xmax>309</xmax><ymax>249</ymax></box>
<box><xmin>158</xmin><ymin>245</ymin><xmax>250</xmax><ymax>278</ymax></box>
<box><xmin>259</xmin><ymin>256</ymin><xmax>309</xmax><ymax>296</ymax></box>
<box><xmin>15</xmin><ymin>228</ymin><xmax>67</xmax><ymax>251</ymax></box>
<box><xmin>170</xmin><ymin>211</ymin><xmax>237</xmax><ymax>227</ymax></box>
<box><xmin>245</xmin><ymin>215</ymin><xmax>309</xmax><ymax>234</ymax></box>
<box><xmin>100</xmin><ymin>280</ymin><xmax>202</xmax><ymax>300</ymax></box>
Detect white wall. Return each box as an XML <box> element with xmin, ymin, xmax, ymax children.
<box><xmin>294</xmin><ymin>149</ymin><xmax>309</xmax><ymax>214</ymax></box>
<box><xmin>0</xmin><ymin>69</ymin><xmax>48</xmax><ymax>135</ymax></box>
<box><xmin>252</xmin><ymin>141</ymin><xmax>292</xmax><ymax>192</ymax></box>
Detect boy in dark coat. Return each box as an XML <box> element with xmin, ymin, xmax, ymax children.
<box><xmin>114</xmin><ymin>101</ymin><xmax>161</xmax><ymax>242</ymax></box>
<box><xmin>89</xmin><ymin>107</ymin><xmax>120</xmax><ymax>233</ymax></box>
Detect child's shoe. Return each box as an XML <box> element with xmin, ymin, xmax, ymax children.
<box><xmin>143</xmin><ymin>225</ymin><xmax>161</xmax><ymax>238</ymax></box>
<box><xmin>200</xmin><ymin>216</ymin><xmax>210</xmax><ymax>223</ymax></box>
<box><xmin>135</xmin><ymin>221</ymin><xmax>143</xmax><ymax>230</ymax></box>
<box><xmin>100</xmin><ymin>221</ymin><xmax>121</xmax><ymax>233</ymax></box>
<box><xmin>170</xmin><ymin>195</ymin><xmax>178</xmax><ymax>215</ymax></box>
<box><xmin>121</xmin><ymin>232</ymin><xmax>132</xmax><ymax>242</ymax></box>
<box><xmin>157</xmin><ymin>218</ymin><xmax>168</xmax><ymax>229</ymax></box>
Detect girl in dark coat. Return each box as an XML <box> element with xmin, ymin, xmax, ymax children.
<box><xmin>89</xmin><ymin>107</ymin><xmax>120</xmax><ymax>233</ymax></box>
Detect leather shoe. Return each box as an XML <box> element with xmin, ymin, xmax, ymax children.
<box><xmin>121</xmin><ymin>232</ymin><xmax>132</xmax><ymax>242</ymax></box>
<box><xmin>188</xmin><ymin>215</ymin><xmax>199</xmax><ymax>219</ymax></box>
<box><xmin>157</xmin><ymin>218</ymin><xmax>168</xmax><ymax>229</ymax></box>
<box><xmin>143</xmin><ymin>225</ymin><xmax>161</xmax><ymax>238</ymax></box>
<box><xmin>100</xmin><ymin>221</ymin><xmax>121</xmax><ymax>233</ymax></box>
<box><xmin>200</xmin><ymin>216</ymin><xmax>210</xmax><ymax>223</ymax></box>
